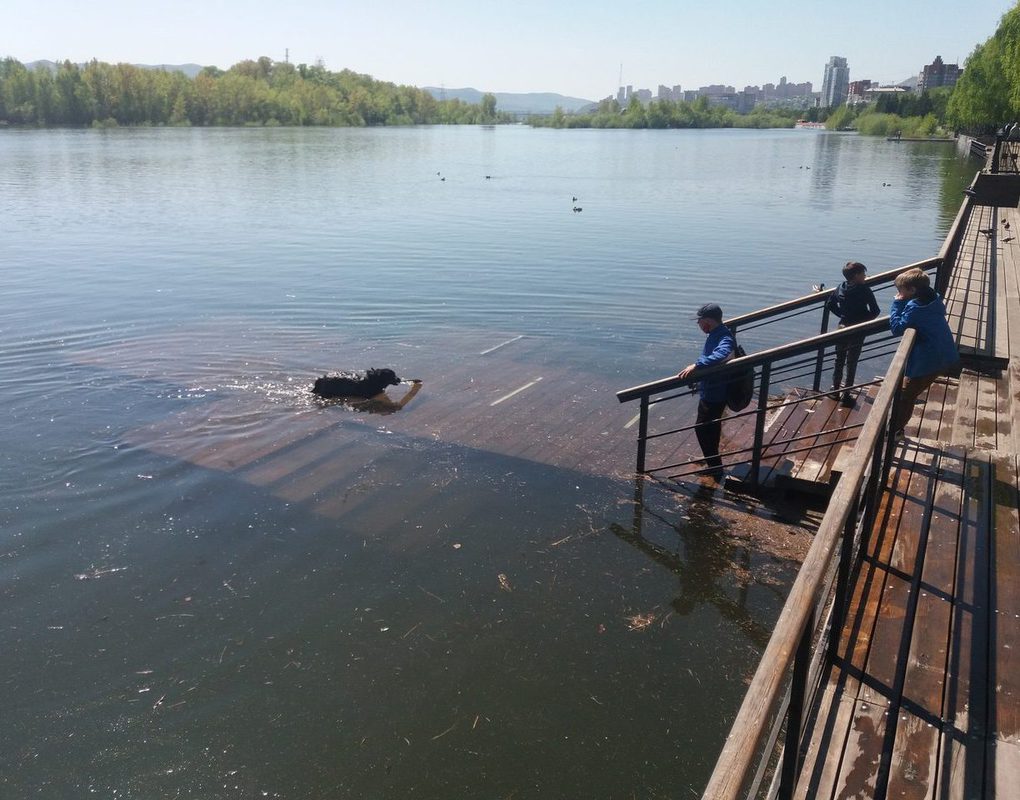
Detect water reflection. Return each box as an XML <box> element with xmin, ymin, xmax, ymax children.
<box><xmin>610</xmin><ymin>477</ymin><xmax>786</xmax><ymax>650</ymax></box>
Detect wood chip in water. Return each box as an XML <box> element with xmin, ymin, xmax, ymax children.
<box><xmin>625</xmin><ymin>612</ymin><xmax>657</xmax><ymax>631</ymax></box>
<box><xmin>497</xmin><ymin>573</ymin><xmax>512</xmax><ymax>592</ymax></box>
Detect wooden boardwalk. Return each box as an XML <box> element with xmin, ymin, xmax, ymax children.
<box><xmin>944</xmin><ymin>204</ymin><xmax>1020</xmax><ymax>366</ymax></box>
<box><xmin>790</xmin><ymin>191</ymin><xmax>1020</xmax><ymax>798</ymax></box>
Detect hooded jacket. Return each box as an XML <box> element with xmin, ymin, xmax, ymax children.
<box><xmin>826</xmin><ymin>280</ymin><xmax>880</xmax><ymax>325</ymax></box>
<box><xmin>889</xmin><ymin>288</ymin><xmax>959</xmax><ymax>378</ymax></box>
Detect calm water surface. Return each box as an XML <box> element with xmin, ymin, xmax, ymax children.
<box><xmin>0</xmin><ymin>127</ymin><xmax>975</xmax><ymax>798</ymax></box>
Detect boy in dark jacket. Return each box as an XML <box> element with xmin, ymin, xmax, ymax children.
<box><xmin>889</xmin><ymin>268</ymin><xmax>959</xmax><ymax>435</ymax></box>
<box><xmin>826</xmin><ymin>261</ymin><xmax>880</xmax><ymax>407</ymax></box>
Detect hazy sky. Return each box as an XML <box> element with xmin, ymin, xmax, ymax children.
<box><xmin>9</xmin><ymin>0</ymin><xmax>1016</xmax><ymax>100</ymax></box>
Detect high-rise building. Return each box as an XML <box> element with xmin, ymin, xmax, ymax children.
<box><xmin>820</xmin><ymin>56</ymin><xmax>850</xmax><ymax>107</ymax></box>
<box><xmin>919</xmin><ymin>56</ymin><xmax>962</xmax><ymax>91</ymax></box>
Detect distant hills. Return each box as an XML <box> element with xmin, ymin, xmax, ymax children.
<box><xmin>27</xmin><ymin>60</ymin><xmax>205</xmax><ymax>78</ymax></box>
<box><xmin>423</xmin><ymin>87</ymin><xmax>594</xmax><ymax>115</ymax></box>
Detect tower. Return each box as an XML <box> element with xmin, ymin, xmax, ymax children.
<box><xmin>820</xmin><ymin>56</ymin><xmax>850</xmax><ymax>108</ymax></box>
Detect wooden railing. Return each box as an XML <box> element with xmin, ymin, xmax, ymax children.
<box><xmin>700</xmin><ymin>328</ymin><xmax>916</xmax><ymax>800</ymax></box>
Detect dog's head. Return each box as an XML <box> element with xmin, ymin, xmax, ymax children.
<box><xmin>369</xmin><ymin>368</ymin><xmax>401</xmax><ymax>386</ymax></box>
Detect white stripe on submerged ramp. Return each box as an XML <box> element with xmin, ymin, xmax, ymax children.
<box><xmin>479</xmin><ymin>335</ymin><xmax>524</xmax><ymax>356</ymax></box>
<box><xmin>624</xmin><ymin>412</ymin><xmax>641</xmax><ymax>430</ymax></box>
<box><xmin>490</xmin><ymin>377</ymin><xmax>543</xmax><ymax>406</ymax></box>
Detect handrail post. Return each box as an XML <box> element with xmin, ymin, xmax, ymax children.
<box><xmin>778</xmin><ymin>609</ymin><xmax>814</xmax><ymax>799</ymax></box>
<box><xmin>749</xmin><ymin>363</ymin><xmax>771</xmax><ymax>489</ymax></box>
<box><xmin>813</xmin><ymin>306</ymin><xmax>831</xmax><ymax>392</ymax></box>
<box><xmin>992</xmin><ymin>135</ymin><xmax>1003</xmax><ymax>174</ymax></box>
<box><xmin>829</xmin><ymin>512</ymin><xmax>857</xmax><ymax>661</ymax></box>
<box><xmin>636</xmin><ymin>396</ymin><xmax>649</xmax><ymax>474</ymax></box>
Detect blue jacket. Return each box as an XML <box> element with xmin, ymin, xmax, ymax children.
<box><xmin>695</xmin><ymin>323</ymin><xmax>735</xmax><ymax>403</ymax></box>
<box><xmin>889</xmin><ymin>289</ymin><xmax>959</xmax><ymax>378</ymax></box>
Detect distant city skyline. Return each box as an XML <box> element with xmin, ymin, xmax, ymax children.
<box><xmin>9</xmin><ymin>0</ymin><xmax>1015</xmax><ymax>101</ymax></box>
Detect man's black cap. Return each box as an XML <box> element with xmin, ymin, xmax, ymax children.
<box><xmin>694</xmin><ymin>303</ymin><xmax>723</xmax><ymax>321</ymax></box>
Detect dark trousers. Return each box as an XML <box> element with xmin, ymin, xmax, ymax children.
<box><xmin>892</xmin><ymin>373</ymin><xmax>940</xmax><ymax>433</ymax></box>
<box><xmin>831</xmin><ymin>324</ymin><xmax>864</xmax><ymax>391</ymax></box>
<box><xmin>695</xmin><ymin>399</ymin><xmax>727</xmax><ymax>470</ymax></box>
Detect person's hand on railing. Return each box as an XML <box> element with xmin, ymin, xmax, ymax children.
<box><xmin>678</xmin><ymin>363</ymin><xmax>697</xmax><ymax>380</ymax></box>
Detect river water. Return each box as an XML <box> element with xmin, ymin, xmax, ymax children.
<box><xmin>0</xmin><ymin>126</ymin><xmax>975</xmax><ymax>798</ymax></box>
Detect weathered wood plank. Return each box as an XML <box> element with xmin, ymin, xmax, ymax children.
<box><xmin>950</xmin><ymin>370</ymin><xmax>980</xmax><ymax>449</ymax></box>
<box><xmin>975</xmin><ymin>371</ymin><xmax>1004</xmax><ymax>451</ymax></box>
<box><xmin>793</xmin><ymin>682</ymin><xmax>853</xmax><ymax>800</ymax></box>
<box><xmin>935</xmin><ymin>451</ymin><xmax>991</xmax><ymax>800</ymax></box>
<box><xmin>825</xmin><ymin>442</ymin><xmax>933</xmax><ymax>797</ymax></box>
<box><xmin>989</xmin><ymin>454</ymin><xmax>1020</xmax><ymax>749</ymax></box>
<box><xmin>884</xmin><ymin>447</ymin><xmax>966</xmax><ymax>799</ymax></box>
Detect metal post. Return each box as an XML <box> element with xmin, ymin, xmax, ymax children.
<box><xmin>992</xmin><ymin>136</ymin><xmax>1003</xmax><ymax>174</ymax></box>
<box><xmin>749</xmin><ymin>363</ymin><xmax>771</xmax><ymax>489</ymax></box>
<box><xmin>812</xmin><ymin>306</ymin><xmax>831</xmax><ymax>392</ymax></box>
<box><xmin>829</xmin><ymin>513</ymin><xmax>857</xmax><ymax>661</ymax></box>
<box><xmin>636</xmin><ymin>396</ymin><xmax>649</xmax><ymax>474</ymax></box>
<box><xmin>779</xmin><ymin>610</ymin><xmax>814</xmax><ymax>799</ymax></box>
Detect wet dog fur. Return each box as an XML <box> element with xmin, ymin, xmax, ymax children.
<box><xmin>311</xmin><ymin>368</ymin><xmax>402</xmax><ymax>399</ymax></box>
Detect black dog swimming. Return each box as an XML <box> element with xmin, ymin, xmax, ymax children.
<box><xmin>311</xmin><ymin>368</ymin><xmax>402</xmax><ymax>399</ymax></box>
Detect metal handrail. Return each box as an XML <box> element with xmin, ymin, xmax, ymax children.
<box><xmin>700</xmin><ymin>328</ymin><xmax>916</xmax><ymax>800</ymax></box>
<box><xmin>617</xmin><ymin>318</ymin><xmax>890</xmax><ymax>404</ymax></box>
<box><xmin>723</xmin><ymin>257</ymin><xmax>939</xmax><ymax>333</ymax></box>
<box><xmin>617</xmin><ymin>319</ymin><xmax>899</xmax><ymax>481</ymax></box>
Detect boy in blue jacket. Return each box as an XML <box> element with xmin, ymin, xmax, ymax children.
<box><xmin>826</xmin><ymin>261</ymin><xmax>880</xmax><ymax>407</ymax></box>
<box><xmin>888</xmin><ymin>268</ymin><xmax>959</xmax><ymax>435</ymax></box>
<box><xmin>678</xmin><ymin>303</ymin><xmax>735</xmax><ymax>480</ymax></box>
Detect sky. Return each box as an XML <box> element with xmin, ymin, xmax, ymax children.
<box><xmin>7</xmin><ymin>0</ymin><xmax>1017</xmax><ymax>100</ymax></box>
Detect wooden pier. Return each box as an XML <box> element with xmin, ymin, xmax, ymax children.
<box><xmin>699</xmin><ymin>162</ymin><xmax>1020</xmax><ymax>799</ymax></box>
<box><xmin>787</xmin><ymin>180</ymin><xmax>1020</xmax><ymax>800</ymax></box>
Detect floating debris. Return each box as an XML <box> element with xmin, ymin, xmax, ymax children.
<box><xmin>626</xmin><ymin>612</ymin><xmax>657</xmax><ymax>631</ymax></box>
<box><xmin>497</xmin><ymin>573</ymin><xmax>513</xmax><ymax>592</ymax></box>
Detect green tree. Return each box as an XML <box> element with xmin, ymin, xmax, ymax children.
<box><xmin>480</xmin><ymin>92</ymin><xmax>497</xmax><ymax>119</ymax></box>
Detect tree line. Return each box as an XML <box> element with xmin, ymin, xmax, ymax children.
<box><xmin>0</xmin><ymin>57</ymin><xmax>511</xmax><ymax>127</ymax></box>
<box><xmin>529</xmin><ymin>96</ymin><xmax>802</xmax><ymax>130</ymax></box>
<box><xmin>945</xmin><ymin>2</ymin><xmax>1020</xmax><ymax>134</ymax></box>
<box><xmin>4</xmin><ymin>4</ymin><xmax>1020</xmax><ymax>134</ymax></box>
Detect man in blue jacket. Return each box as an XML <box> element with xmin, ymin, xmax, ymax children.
<box><xmin>888</xmin><ymin>268</ymin><xmax>959</xmax><ymax>435</ymax></box>
<box><xmin>679</xmin><ymin>303</ymin><xmax>735</xmax><ymax>480</ymax></box>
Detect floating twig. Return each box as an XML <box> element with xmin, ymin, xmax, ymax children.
<box><xmin>431</xmin><ymin>721</ymin><xmax>457</xmax><ymax>741</ymax></box>
<box><xmin>401</xmin><ymin>622</ymin><xmax>423</xmax><ymax>640</ymax></box>
<box><xmin>418</xmin><ymin>586</ymin><xmax>446</xmax><ymax>603</ymax></box>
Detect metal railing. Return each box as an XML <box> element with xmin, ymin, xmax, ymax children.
<box><xmin>617</xmin><ymin>319</ymin><xmax>900</xmax><ymax>485</ymax></box>
<box><xmin>615</xmin><ymin>194</ymin><xmax>977</xmax><ymax>486</ymax></box>
<box><xmin>700</xmin><ymin>328</ymin><xmax>917</xmax><ymax>800</ymax></box>
<box><xmin>612</xmin><ymin>253</ymin><xmax>938</xmax><ymax>487</ymax></box>
<box><xmin>991</xmin><ymin>137</ymin><xmax>1020</xmax><ymax>174</ymax></box>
